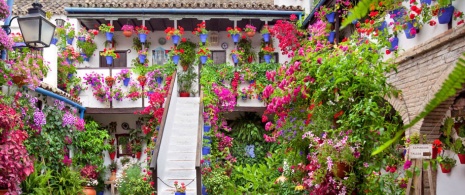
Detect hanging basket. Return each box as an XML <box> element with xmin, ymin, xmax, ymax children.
<box><xmin>172</xmin><ymin>35</ymin><xmax>181</xmax><ymax>45</ymax></box>
<box><xmin>139</xmin><ymin>34</ymin><xmax>147</xmax><ymax>43</ymax></box>
<box><xmin>246</xmin><ymin>31</ymin><xmax>255</xmax><ymax>37</ymax></box>
<box><xmin>231</xmin><ymin>34</ymin><xmax>240</xmax><ymax>43</ymax></box>
<box><xmin>440</xmin><ymin>163</ymin><xmax>452</xmax><ymax>173</ymax></box>
<box><xmin>264</xmin><ymin>54</ymin><xmax>272</xmax><ymax>63</ymax></box>
<box><xmin>438</xmin><ymin>5</ymin><xmax>454</xmax><ymax>24</ymax></box>
<box><xmin>105</xmin><ymin>32</ymin><xmax>114</xmax><ymax>41</ymax></box>
<box><xmin>262</xmin><ymin>33</ymin><xmax>270</xmax><ymax>43</ymax></box>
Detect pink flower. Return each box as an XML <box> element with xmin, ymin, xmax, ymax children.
<box><xmin>290</xmin><ymin>14</ymin><xmax>297</xmax><ymax>21</ymax></box>
<box><xmin>403</xmin><ymin>160</ymin><xmax>412</xmax><ymax>170</ymax></box>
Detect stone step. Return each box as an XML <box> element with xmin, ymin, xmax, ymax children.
<box><xmin>165</xmin><ymin>160</ymin><xmax>195</xmax><ymax>169</ymax></box>
<box><xmin>163</xmin><ymin>169</ymin><xmax>196</xmax><ymax>179</ymax></box>
<box><xmin>166</xmin><ymin>152</ymin><xmax>196</xmax><ymax>160</ymax></box>
<box><xmin>166</xmin><ymin>145</ymin><xmax>197</xmax><ymax>153</ymax></box>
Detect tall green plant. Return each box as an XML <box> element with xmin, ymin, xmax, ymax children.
<box><xmin>49</xmin><ymin>167</ymin><xmax>84</xmax><ymax>195</ymax></box>
<box><xmin>177</xmin><ymin>41</ymin><xmax>197</xmax><ymax>67</ymax></box>
<box><xmin>20</xmin><ymin>163</ymin><xmax>53</xmax><ymax>195</ymax></box>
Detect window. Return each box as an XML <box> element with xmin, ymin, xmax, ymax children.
<box><xmin>211</xmin><ymin>51</ymin><xmax>226</xmax><ymax>64</ymax></box>
<box><xmin>259</xmin><ymin>52</ymin><xmax>279</xmax><ymax>63</ymax></box>
<box><xmin>153</xmin><ymin>47</ymin><xmax>169</xmax><ymax>65</ymax></box>
<box><xmin>99</xmin><ymin>50</ymin><xmax>127</xmax><ymax>67</ymax></box>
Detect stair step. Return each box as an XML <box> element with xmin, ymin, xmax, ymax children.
<box><xmin>167</xmin><ymin>145</ymin><xmax>197</xmax><ymax>152</ymax></box>
<box><xmin>166</xmin><ymin>152</ymin><xmax>196</xmax><ymax>160</ymax></box>
<box><xmin>163</xmin><ymin>169</ymin><xmax>196</xmax><ymax>179</ymax></box>
<box><xmin>165</xmin><ymin>160</ymin><xmax>195</xmax><ymax>169</ymax></box>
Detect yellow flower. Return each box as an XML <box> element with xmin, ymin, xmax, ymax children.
<box><xmin>295</xmin><ymin>185</ymin><xmax>304</xmax><ymax>191</ymax></box>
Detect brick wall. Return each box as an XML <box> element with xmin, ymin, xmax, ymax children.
<box><xmin>386</xmin><ymin>25</ymin><xmax>465</xmax><ymax>195</ymax></box>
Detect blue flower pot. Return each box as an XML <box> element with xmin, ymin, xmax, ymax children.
<box><xmin>51</xmin><ymin>38</ymin><xmax>58</xmax><ymax>45</ymax></box>
<box><xmin>204</xmin><ymin>125</ymin><xmax>211</xmax><ymax>132</ymax></box>
<box><xmin>389</xmin><ymin>37</ymin><xmax>399</xmax><ymax>51</ymax></box>
<box><xmin>123</xmin><ymin>78</ymin><xmax>130</xmax><ymax>86</ymax></box>
<box><xmin>200</xmin><ymin>55</ymin><xmax>208</xmax><ymax>64</ymax></box>
<box><xmin>262</xmin><ymin>33</ymin><xmax>270</xmax><ymax>43</ymax></box>
<box><xmin>403</xmin><ymin>21</ymin><xmax>416</xmax><ymax>39</ymax></box>
<box><xmin>438</xmin><ymin>5</ymin><xmax>454</xmax><ymax>24</ymax></box>
<box><xmin>420</xmin><ymin>0</ymin><xmax>431</xmax><ymax>5</ymax></box>
<box><xmin>202</xmin><ymin>185</ymin><xmax>207</xmax><ymax>195</ymax></box>
<box><xmin>241</xmin><ymin>95</ymin><xmax>247</xmax><ymax>100</ymax></box>
<box><xmin>68</xmin><ymin>73</ymin><xmax>73</xmax><ymax>79</ymax></box>
<box><xmin>172</xmin><ymin>55</ymin><xmax>180</xmax><ymax>64</ymax></box>
<box><xmin>328</xmin><ymin>31</ymin><xmax>336</xmax><ymax>44</ymax></box>
<box><xmin>232</xmin><ymin>54</ymin><xmax>239</xmax><ymax>64</ymax></box>
<box><xmin>156</xmin><ymin>77</ymin><xmax>163</xmax><ymax>85</ymax></box>
<box><xmin>258</xmin><ymin>94</ymin><xmax>263</xmax><ymax>101</ymax></box>
<box><xmin>175</xmin><ymin>192</ymin><xmax>186</xmax><ymax>195</ymax></box>
<box><xmin>232</xmin><ymin>34</ymin><xmax>240</xmax><ymax>43</ymax></box>
<box><xmin>378</xmin><ymin>21</ymin><xmax>387</xmax><ymax>31</ymax></box>
<box><xmin>264</xmin><ymin>54</ymin><xmax>271</xmax><ymax>63</ymax></box>
<box><xmin>172</xmin><ymin>35</ymin><xmax>180</xmax><ymax>45</ymax></box>
<box><xmin>97</xmin><ymin>192</ymin><xmax>104</xmax><ymax>195</ymax></box>
<box><xmin>106</xmin><ymin>32</ymin><xmax>114</xmax><ymax>41</ymax></box>
<box><xmin>139</xmin><ymin>33</ymin><xmax>147</xmax><ymax>43</ymax></box>
<box><xmin>200</xmin><ymin>34</ymin><xmax>208</xmax><ymax>44</ymax></box>
<box><xmin>202</xmin><ymin>146</ymin><xmax>211</xmax><ymax>155</ymax></box>
<box><xmin>106</xmin><ymin>56</ymin><xmax>113</xmax><ymax>65</ymax></box>
<box><xmin>81</xmin><ymin>53</ymin><xmax>89</xmax><ymax>61</ymax></box>
<box><xmin>390</xmin><ymin>8</ymin><xmax>405</xmax><ymax>22</ymax></box>
<box><xmin>77</xmin><ymin>36</ymin><xmax>85</xmax><ymax>42</ymax></box>
<box><xmin>326</xmin><ymin>12</ymin><xmax>336</xmax><ymax>23</ymax></box>
<box><xmin>139</xmin><ymin>54</ymin><xmax>146</xmax><ymax>63</ymax></box>
<box><xmin>147</xmin><ymin>91</ymin><xmax>154</xmax><ymax>96</ymax></box>
<box><xmin>66</xmin><ymin>36</ymin><xmax>74</xmax><ymax>45</ymax></box>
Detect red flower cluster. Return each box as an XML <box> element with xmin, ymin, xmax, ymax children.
<box><xmin>271</xmin><ymin>20</ymin><xmax>301</xmax><ymax>55</ymax></box>
<box><xmin>192</xmin><ymin>21</ymin><xmax>207</xmax><ymax>35</ymax></box>
<box><xmin>135</xmin><ymin>25</ymin><xmax>149</xmax><ymax>34</ymax></box>
<box><xmin>165</xmin><ymin>26</ymin><xmax>185</xmax><ymax>37</ymax></box>
<box><xmin>333</xmin><ymin>110</ymin><xmax>344</xmax><ymax>119</ymax></box>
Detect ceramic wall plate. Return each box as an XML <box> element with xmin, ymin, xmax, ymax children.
<box><xmin>221</xmin><ymin>42</ymin><xmax>228</xmax><ymax>49</ymax></box>
<box><xmin>158</xmin><ymin>37</ymin><xmax>167</xmax><ymax>45</ymax></box>
<box><xmin>121</xmin><ymin>122</ymin><xmax>130</xmax><ymax>130</ymax></box>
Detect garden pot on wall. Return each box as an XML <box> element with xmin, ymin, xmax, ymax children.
<box><xmin>123</xmin><ymin>78</ymin><xmax>130</xmax><ymax>87</ymax></box>
<box><xmin>232</xmin><ymin>54</ymin><xmax>239</xmax><ymax>64</ymax></box>
<box><xmin>172</xmin><ymin>35</ymin><xmax>180</xmax><ymax>45</ymax></box>
<box><xmin>420</xmin><ymin>0</ymin><xmax>431</xmax><ymax>5</ymax></box>
<box><xmin>123</xmin><ymin>30</ymin><xmax>133</xmax><ymax>37</ymax></box>
<box><xmin>81</xmin><ymin>53</ymin><xmax>89</xmax><ymax>62</ymax></box>
<box><xmin>83</xmin><ymin>186</ymin><xmax>96</xmax><ymax>195</ymax></box>
<box><xmin>51</xmin><ymin>37</ymin><xmax>58</xmax><ymax>45</ymax></box>
<box><xmin>136</xmin><ymin>152</ymin><xmax>142</xmax><ymax>159</ymax></box>
<box><xmin>328</xmin><ymin>31</ymin><xmax>336</xmax><ymax>44</ymax></box>
<box><xmin>203</xmin><ymin>125</ymin><xmax>211</xmax><ymax>132</ymax></box>
<box><xmin>231</xmin><ymin>34</ymin><xmax>240</xmax><ymax>43</ymax></box>
<box><xmin>403</xmin><ymin>21</ymin><xmax>416</xmax><ymax>39</ymax></box>
<box><xmin>439</xmin><ymin>163</ymin><xmax>452</xmax><ymax>173</ymax></box>
<box><xmin>202</xmin><ymin>146</ymin><xmax>211</xmax><ymax>155</ymax></box>
<box><xmin>105</xmin><ymin>32</ymin><xmax>114</xmax><ymax>41</ymax></box>
<box><xmin>326</xmin><ymin>12</ymin><xmax>336</xmax><ymax>23</ymax></box>
<box><xmin>264</xmin><ymin>54</ymin><xmax>272</xmax><ymax>63</ymax></box>
<box><xmin>139</xmin><ymin>34</ymin><xmax>147</xmax><ymax>43</ymax></box>
<box><xmin>202</xmin><ymin>185</ymin><xmax>207</xmax><ymax>195</ymax></box>
<box><xmin>139</xmin><ymin>54</ymin><xmax>146</xmax><ymax>63</ymax></box>
<box><xmin>458</xmin><ymin>154</ymin><xmax>465</xmax><ymax>164</ymax></box>
<box><xmin>378</xmin><ymin>21</ymin><xmax>387</xmax><ymax>31</ymax></box>
<box><xmin>156</xmin><ymin>77</ymin><xmax>163</xmax><ymax>85</ymax></box>
<box><xmin>390</xmin><ymin>8</ymin><xmax>405</xmax><ymax>22</ymax></box>
<box><xmin>262</xmin><ymin>33</ymin><xmax>270</xmax><ymax>43</ymax></box>
<box><xmin>109</xmin><ymin>152</ymin><xmax>116</xmax><ymax>160</ymax></box>
<box><xmin>172</xmin><ymin>55</ymin><xmax>180</xmax><ymax>64</ymax></box>
<box><xmin>106</xmin><ymin>56</ymin><xmax>113</xmax><ymax>65</ymax></box>
<box><xmin>200</xmin><ymin>34</ymin><xmax>208</xmax><ymax>44</ymax></box>
<box><xmin>246</xmin><ymin>31</ymin><xmax>255</xmax><ymax>37</ymax></box>
<box><xmin>200</xmin><ymin>56</ymin><xmax>208</xmax><ymax>64</ymax></box>
<box><xmin>180</xmin><ymin>92</ymin><xmax>190</xmax><ymax>97</ymax></box>
<box><xmin>438</xmin><ymin>5</ymin><xmax>454</xmax><ymax>24</ymax></box>
<box><xmin>66</xmin><ymin>36</ymin><xmax>74</xmax><ymax>45</ymax></box>
<box><xmin>389</xmin><ymin>37</ymin><xmax>399</xmax><ymax>51</ymax></box>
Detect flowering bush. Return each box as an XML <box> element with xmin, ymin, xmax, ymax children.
<box><xmin>126</xmin><ymin>82</ymin><xmax>141</xmax><ymax>101</ymax></box>
<box><xmin>83</xmin><ymin>72</ymin><xmax>103</xmax><ymax>86</ymax></box>
<box><xmin>63</xmin><ymin>45</ymin><xmax>82</xmax><ymax>61</ymax></box>
<box><xmin>121</xmin><ymin>24</ymin><xmax>134</xmax><ymax>32</ymax></box>
<box><xmin>99</xmin><ymin>23</ymin><xmax>114</xmax><ymax>33</ymax></box>
<box><xmin>165</xmin><ymin>26</ymin><xmax>185</xmax><ymax>38</ymax></box>
<box><xmin>92</xmin><ymin>85</ymin><xmax>111</xmax><ymax>102</ymax></box>
<box><xmin>0</xmin><ymin>0</ymin><xmax>10</xmax><ymax>20</ymax></box>
<box><xmin>192</xmin><ymin>21</ymin><xmax>208</xmax><ymax>35</ymax></box>
<box><xmin>9</xmin><ymin>49</ymin><xmax>50</xmax><ymax>89</ymax></box>
<box><xmin>100</xmin><ymin>48</ymin><xmax>120</xmax><ymax>58</ymax></box>
<box><xmin>135</xmin><ymin>25</ymin><xmax>149</xmax><ymax>34</ymax></box>
<box><xmin>226</xmin><ymin>26</ymin><xmax>241</xmax><ymax>35</ymax></box>
<box><xmin>0</xmin><ymin>29</ymin><xmax>14</xmax><ymax>51</ymax></box>
<box><xmin>112</xmin><ymin>88</ymin><xmax>125</xmax><ymax>101</ymax></box>
<box><xmin>244</xmin><ymin>24</ymin><xmax>256</xmax><ymax>33</ymax></box>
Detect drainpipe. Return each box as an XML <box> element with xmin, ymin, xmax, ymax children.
<box><xmin>35</xmin><ymin>87</ymin><xmax>86</xmax><ymax>119</ymax></box>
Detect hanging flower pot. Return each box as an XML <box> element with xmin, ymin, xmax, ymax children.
<box><xmin>105</xmin><ymin>32</ymin><xmax>114</xmax><ymax>41</ymax></box>
<box><xmin>420</xmin><ymin>0</ymin><xmax>431</xmax><ymax>5</ymax></box>
<box><xmin>123</xmin><ymin>30</ymin><xmax>133</xmax><ymax>37</ymax></box>
<box><xmin>180</xmin><ymin>92</ymin><xmax>190</xmax><ymax>97</ymax></box>
<box><xmin>203</xmin><ymin>125</ymin><xmax>211</xmax><ymax>132</ymax></box>
<box><xmin>390</xmin><ymin>8</ymin><xmax>405</xmax><ymax>23</ymax></box>
<box><xmin>203</xmin><ymin>136</ymin><xmax>211</xmax><ymax>144</ymax></box>
<box><xmin>440</xmin><ymin>163</ymin><xmax>452</xmax><ymax>173</ymax></box>
<box><xmin>438</xmin><ymin>5</ymin><xmax>454</xmax><ymax>24</ymax></box>
<box><xmin>66</xmin><ymin>58</ymin><xmax>73</xmax><ymax>65</ymax></box>
<box><xmin>202</xmin><ymin>146</ymin><xmax>211</xmax><ymax>155</ymax></box>
<box><xmin>231</xmin><ymin>33</ymin><xmax>240</xmax><ymax>43</ymax></box>
<box><xmin>246</xmin><ymin>31</ymin><xmax>255</xmax><ymax>37</ymax></box>
<box><xmin>458</xmin><ymin>154</ymin><xmax>465</xmax><ymax>164</ymax></box>
<box><xmin>123</xmin><ymin>78</ymin><xmax>130</xmax><ymax>87</ymax></box>
<box><xmin>258</xmin><ymin>94</ymin><xmax>263</xmax><ymax>102</ymax></box>
<box><xmin>199</xmin><ymin>34</ymin><xmax>208</xmax><ymax>44</ymax></box>
<box><xmin>51</xmin><ymin>37</ymin><xmax>58</xmax><ymax>45</ymax></box>
<box><xmin>139</xmin><ymin>34</ymin><xmax>147</xmax><ymax>43</ymax></box>
<box><xmin>172</xmin><ymin>35</ymin><xmax>181</xmax><ymax>45</ymax></box>
<box><xmin>175</xmin><ymin>193</ymin><xmax>186</xmax><ymax>195</ymax></box>
<box><xmin>139</xmin><ymin>54</ymin><xmax>146</xmax><ymax>63</ymax></box>
<box><xmin>241</xmin><ymin>95</ymin><xmax>247</xmax><ymax>101</ymax></box>
<box><xmin>200</xmin><ymin>55</ymin><xmax>208</xmax><ymax>64</ymax></box>
<box><xmin>232</xmin><ymin>54</ymin><xmax>239</xmax><ymax>64</ymax></box>
<box><xmin>328</xmin><ymin>31</ymin><xmax>336</xmax><ymax>44</ymax></box>
<box><xmin>326</xmin><ymin>12</ymin><xmax>336</xmax><ymax>23</ymax></box>
<box><xmin>105</xmin><ymin>76</ymin><xmax>115</xmax><ymax>87</ymax></box>
<box><xmin>248</xmin><ymin>56</ymin><xmax>253</xmax><ymax>63</ymax></box>
<box><xmin>262</xmin><ymin>33</ymin><xmax>270</xmax><ymax>43</ymax></box>
<box><xmin>156</xmin><ymin>77</ymin><xmax>163</xmax><ymax>85</ymax></box>
<box><xmin>106</xmin><ymin>56</ymin><xmax>113</xmax><ymax>65</ymax></box>
<box><xmin>264</xmin><ymin>54</ymin><xmax>272</xmax><ymax>63</ymax></box>
<box><xmin>403</xmin><ymin>20</ymin><xmax>416</xmax><ymax>39</ymax></box>
<box><xmin>68</xmin><ymin>73</ymin><xmax>74</xmax><ymax>79</ymax></box>
<box><xmin>172</xmin><ymin>55</ymin><xmax>180</xmax><ymax>64</ymax></box>
<box><xmin>138</xmin><ymin>75</ymin><xmax>147</xmax><ymax>87</ymax></box>
<box><xmin>202</xmin><ymin>185</ymin><xmax>207</xmax><ymax>195</ymax></box>
<box><xmin>109</xmin><ymin>152</ymin><xmax>116</xmax><ymax>160</ymax></box>
<box><xmin>66</xmin><ymin>36</ymin><xmax>74</xmax><ymax>45</ymax></box>
<box><xmin>389</xmin><ymin>37</ymin><xmax>399</xmax><ymax>51</ymax></box>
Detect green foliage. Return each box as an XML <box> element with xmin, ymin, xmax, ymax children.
<box><xmin>237</xmin><ymin>38</ymin><xmax>256</xmax><ymax>65</ymax></box>
<box><xmin>49</xmin><ymin>167</ymin><xmax>84</xmax><ymax>195</ymax></box>
<box><xmin>132</xmin><ymin>37</ymin><xmax>152</xmax><ymax>51</ymax></box>
<box><xmin>77</xmin><ymin>39</ymin><xmax>97</xmax><ymax>57</ymax></box>
<box><xmin>177</xmin><ymin>40</ymin><xmax>197</xmax><ymax>67</ymax></box>
<box><xmin>438</xmin><ymin>156</ymin><xmax>456</xmax><ymax>169</ymax></box>
<box><xmin>20</xmin><ymin>163</ymin><xmax>53</xmax><ymax>195</ymax></box>
<box><xmin>373</xmin><ymin>53</ymin><xmax>465</xmax><ymax>155</ymax></box>
<box><xmin>177</xmin><ymin>67</ymin><xmax>198</xmax><ymax>93</ymax></box>
<box><xmin>118</xmin><ymin>165</ymin><xmax>154</xmax><ymax>195</ymax></box>
<box><xmin>231</xmin><ymin>163</ymin><xmax>279</xmax><ymax>193</ymax></box>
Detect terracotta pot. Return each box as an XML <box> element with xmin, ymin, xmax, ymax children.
<box><xmin>83</xmin><ymin>186</ymin><xmax>96</xmax><ymax>195</ymax></box>
<box><xmin>0</xmin><ymin>189</ymin><xmax>8</xmax><ymax>195</ymax></box>
<box><xmin>182</xmin><ymin>65</ymin><xmax>188</xmax><ymax>71</ymax></box>
<box><xmin>123</xmin><ymin>30</ymin><xmax>133</xmax><ymax>37</ymax></box>
<box><xmin>109</xmin><ymin>171</ymin><xmax>117</xmax><ymax>181</ymax></box>
<box><xmin>136</xmin><ymin>152</ymin><xmax>142</xmax><ymax>159</ymax></box>
<box><xmin>138</xmin><ymin>76</ymin><xmax>147</xmax><ymax>87</ymax></box>
<box><xmin>440</xmin><ymin>163</ymin><xmax>452</xmax><ymax>173</ymax></box>
<box><xmin>335</xmin><ymin>162</ymin><xmax>350</xmax><ymax>178</ymax></box>
<box><xmin>109</xmin><ymin>152</ymin><xmax>116</xmax><ymax>160</ymax></box>
<box><xmin>180</xmin><ymin>92</ymin><xmax>190</xmax><ymax>97</ymax></box>
<box><xmin>12</xmin><ymin>75</ymin><xmax>26</xmax><ymax>87</ymax></box>
<box><xmin>246</xmin><ymin>31</ymin><xmax>255</xmax><ymax>37</ymax></box>
<box><xmin>458</xmin><ymin>154</ymin><xmax>465</xmax><ymax>164</ymax></box>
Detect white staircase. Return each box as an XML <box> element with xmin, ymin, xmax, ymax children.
<box><xmin>157</xmin><ymin>92</ymin><xmax>200</xmax><ymax>195</ymax></box>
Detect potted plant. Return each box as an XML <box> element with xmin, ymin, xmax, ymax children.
<box><xmin>435</xmin><ymin>0</ymin><xmax>456</xmax><ymax>24</ymax></box>
<box><xmin>121</xmin><ymin>24</ymin><xmax>134</xmax><ymax>37</ymax></box>
<box><xmin>244</xmin><ymin>24</ymin><xmax>256</xmax><ymax>37</ymax></box>
<box><xmin>116</xmin><ymin>69</ymin><xmax>132</xmax><ymax>87</ymax></box>
<box><xmin>452</xmin><ymin>140</ymin><xmax>465</xmax><ymax>164</ymax></box>
<box><xmin>133</xmin><ymin>65</ymin><xmax>149</xmax><ymax>87</ymax></box>
<box><xmin>9</xmin><ymin>49</ymin><xmax>49</xmax><ymax>89</ymax></box>
<box><xmin>132</xmin><ymin>142</ymin><xmax>143</xmax><ymax>159</ymax></box>
<box><xmin>197</xmin><ymin>46</ymin><xmax>211</xmax><ymax>65</ymax></box>
<box><xmin>80</xmin><ymin>165</ymin><xmax>98</xmax><ymax>195</ymax></box>
<box><xmin>261</xmin><ymin>45</ymin><xmax>274</xmax><ymax>63</ymax></box>
<box><xmin>120</xmin><ymin>157</ymin><xmax>130</xmax><ymax>167</ymax></box>
<box><xmin>260</xmin><ymin>24</ymin><xmax>271</xmax><ymax>43</ymax></box>
<box><xmin>99</xmin><ymin>23</ymin><xmax>115</xmax><ymax>41</ymax></box>
<box><xmin>138</xmin><ymin>48</ymin><xmax>148</xmax><ymax>64</ymax></box>
<box><xmin>108</xmin><ymin>145</ymin><xmax>116</xmax><ymax>161</ymax></box>
<box><xmin>177</xmin><ymin>68</ymin><xmax>198</xmax><ymax>97</ymax></box>
<box><xmin>117</xmin><ymin>164</ymin><xmax>154</xmax><ymax>195</ymax></box>
<box><xmin>174</xmin><ymin>181</ymin><xmax>187</xmax><ymax>195</ymax></box>
<box><xmin>112</xmin><ymin>87</ymin><xmax>125</xmax><ymax>101</ymax></box>
<box><xmin>108</xmin><ymin>162</ymin><xmax>117</xmax><ymax>181</ymax></box>
<box><xmin>135</xmin><ymin>25</ymin><xmax>149</xmax><ymax>43</ymax></box>
<box><xmin>169</xmin><ymin>47</ymin><xmax>184</xmax><ymax>66</ymax></box>
<box><xmin>177</xmin><ymin>40</ymin><xmax>197</xmax><ymax>69</ymax></box>
<box><xmin>192</xmin><ymin>21</ymin><xmax>208</xmax><ymax>44</ymax></box>
<box><xmin>238</xmin><ymin>38</ymin><xmax>255</xmax><ymax>63</ymax></box>
<box><xmin>100</xmin><ymin>48</ymin><xmax>120</xmax><ymax>65</ymax></box>
<box><xmin>126</xmin><ymin>82</ymin><xmax>142</xmax><ymax>101</ymax></box>
<box><xmin>83</xmin><ymin>72</ymin><xmax>104</xmax><ymax>87</ymax></box>
<box><xmin>65</xmin><ymin>22</ymin><xmax>75</xmax><ymax>45</ymax></box>
<box><xmin>76</xmin><ymin>33</ymin><xmax>97</xmax><ymax>62</ymax></box>
<box><xmin>226</xmin><ymin>26</ymin><xmax>242</xmax><ymax>43</ymax></box>
<box><xmin>432</xmin><ymin>139</ymin><xmax>443</xmax><ymax>159</ymax></box>
<box><xmin>230</xmin><ymin>49</ymin><xmax>244</xmax><ymax>64</ymax></box>
<box><xmin>165</xmin><ymin>26</ymin><xmax>185</xmax><ymax>45</ymax></box>
<box><xmin>438</xmin><ymin>155</ymin><xmax>456</xmax><ymax>173</ymax></box>
<box><xmin>105</xmin><ymin>76</ymin><xmax>116</xmax><ymax>87</ymax></box>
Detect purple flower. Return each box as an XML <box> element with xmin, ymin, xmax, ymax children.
<box><xmin>62</xmin><ymin>111</ymin><xmax>75</xmax><ymax>127</ymax></box>
<box><xmin>54</xmin><ymin>100</ymin><xmax>65</xmax><ymax>110</ymax></box>
<box><xmin>245</xmin><ymin>145</ymin><xmax>255</xmax><ymax>158</ymax></box>
<box><xmin>63</xmin><ymin>155</ymin><xmax>72</xmax><ymax>166</ymax></box>
<box><xmin>403</xmin><ymin>160</ymin><xmax>412</xmax><ymax>170</ymax></box>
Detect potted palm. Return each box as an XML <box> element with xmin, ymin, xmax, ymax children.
<box><xmin>177</xmin><ymin>68</ymin><xmax>197</xmax><ymax>97</ymax></box>
<box><xmin>99</xmin><ymin>23</ymin><xmax>115</xmax><ymax>41</ymax></box>
<box><xmin>121</xmin><ymin>24</ymin><xmax>134</xmax><ymax>37</ymax></box>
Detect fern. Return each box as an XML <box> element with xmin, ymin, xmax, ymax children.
<box><xmin>373</xmin><ymin>53</ymin><xmax>465</xmax><ymax>155</ymax></box>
